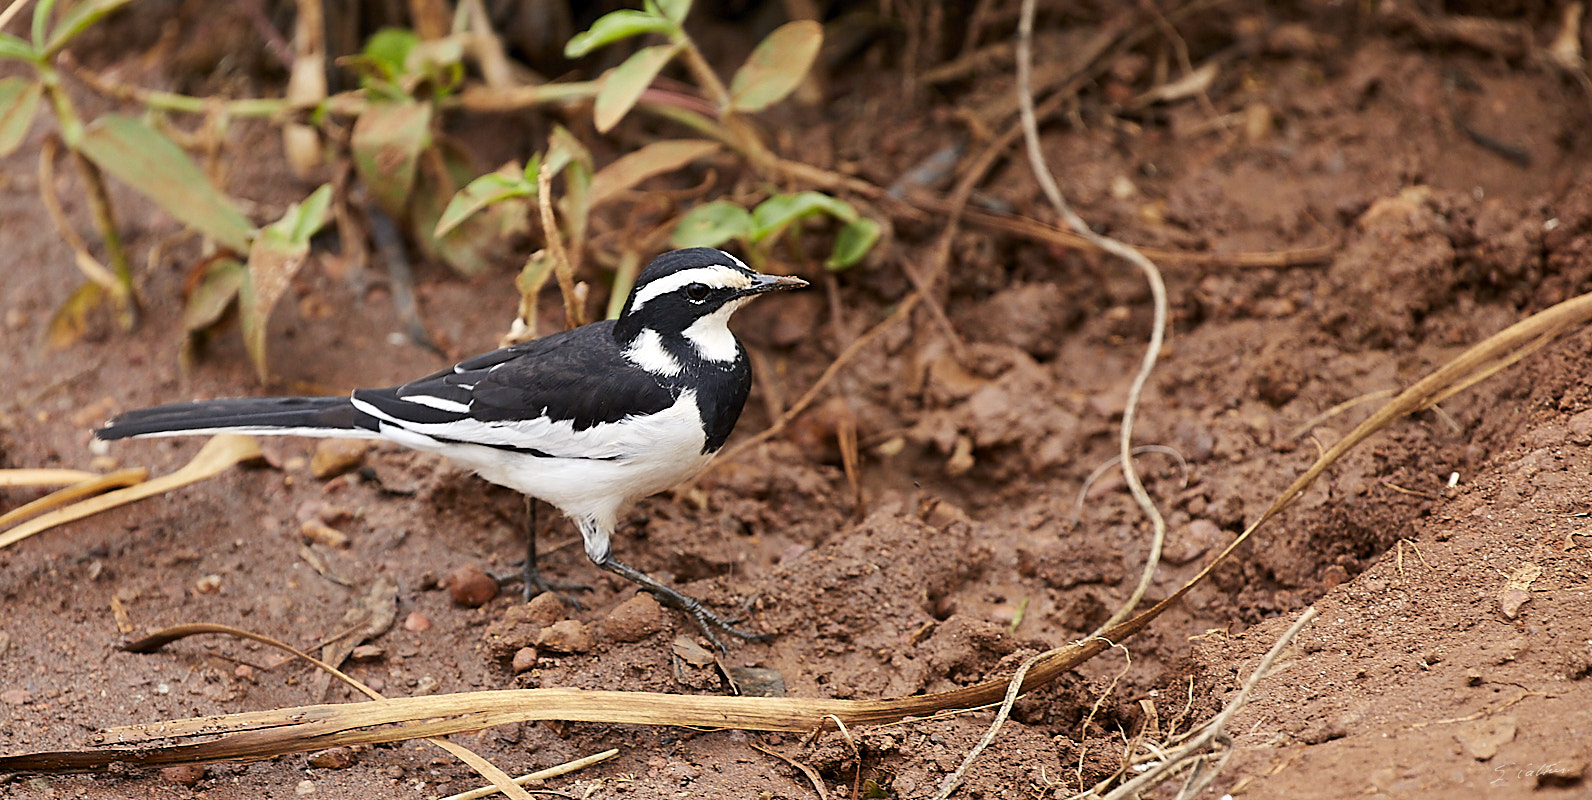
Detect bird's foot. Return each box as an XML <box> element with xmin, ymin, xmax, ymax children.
<box><xmin>597</xmin><ymin>558</ymin><xmax>766</xmax><ymax>652</ymax></box>
<box><xmin>648</xmin><ymin>588</ymin><xmax>769</xmax><ymax>654</ymax></box>
<box><xmin>495</xmin><ymin>565</ymin><xmax>592</xmax><ymax>609</ymax></box>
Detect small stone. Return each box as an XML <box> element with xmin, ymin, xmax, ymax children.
<box><xmin>512</xmin><ymin>646</ymin><xmax>539</xmax><ymax>674</ymax></box>
<box><xmin>670</xmin><ymin>635</ymin><xmax>716</xmax><ymax>668</ymax></box>
<box><xmin>194</xmin><ymin>574</ymin><xmax>222</xmax><ymax>594</ymax></box>
<box><xmin>606</xmin><ymin>594</ymin><xmax>666</xmax><ymax>642</ymax></box>
<box><xmin>160</xmin><ymin>765</ymin><xmax>206</xmax><ymax>786</ymax></box>
<box><xmin>350</xmin><ymin>644</ymin><xmax>385</xmax><ymax>661</ymax></box>
<box><xmin>446</xmin><ymin>565</ymin><xmax>500</xmax><ymax>608</ymax></box>
<box><xmin>311</xmin><ymin>440</ymin><xmax>371</xmax><ymax>480</ymax></box>
<box><xmin>404</xmin><ymin>611</ymin><xmax>432</xmax><ymax>632</ymax></box>
<box><xmin>1454</xmin><ymin>715</ymin><xmax>1516</xmax><ymax>760</ymax></box>
<box><xmin>296</xmin><ymin>778</ymin><xmax>316</xmax><ymax>795</ymax></box>
<box><xmin>89</xmin><ymin>455</ymin><xmax>119</xmax><ymax>472</ymax></box>
<box><xmin>1</xmin><ymin>689</ymin><xmax>31</xmax><ymax>705</ymax></box>
<box><xmin>1569</xmin><ymin>408</ymin><xmax>1592</xmax><ymax>442</ymax></box>
<box><xmin>234</xmin><ymin>664</ymin><xmax>255</xmax><ymax>680</ymax></box>
<box><xmin>300</xmin><ymin>518</ymin><xmax>349</xmax><ymax>548</ymax></box>
<box><xmin>523</xmin><ymin>591</ymin><xmax>569</xmax><ymax>625</ymax></box>
<box><xmin>1165</xmin><ymin>520</ymin><xmax>1224</xmax><ymax>565</ymax></box>
<box><xmin>536</xmin><ymin>620</ymin><xmax>594</xmax><ymax>653</ymax></box>
<box><xmin>307</xmin><ymin>747</ymin><xmax>356</xmax><ymax>769</ymax></box>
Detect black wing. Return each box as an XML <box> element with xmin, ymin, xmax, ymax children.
<box><xmin>349</xmin><ymin>321</ymin><xmax>678</xmax><ymax>456</ymax></box>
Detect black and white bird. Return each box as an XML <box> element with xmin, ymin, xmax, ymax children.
<box><xmin>98</xmin><ymin>248</ymin><xmax>807</xmax><ymax>649</ymax></box>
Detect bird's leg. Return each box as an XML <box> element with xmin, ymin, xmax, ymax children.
<box><xmin>507</xmin><ymin>496</ymin><xmax>591</xmax><ymax>605</ymax></box>
<box><xmin>596</xmin><ymin>556</ymin><xmax>768</xmax><ymax>653</ymax></box>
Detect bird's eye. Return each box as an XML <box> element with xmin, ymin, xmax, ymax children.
<box><xmin>685</xmin><ymin>283</ymin><xmax>710</xmax><ymax>302</ymax></box>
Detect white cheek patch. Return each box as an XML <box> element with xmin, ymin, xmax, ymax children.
<box><xmin>682</xmin><ymin>297</ymin><xmax>749</xmax><ymax>362</ymax></box>
<box><xmin>629</xmin><ymin>265</ymin><xmax>752</xmax><ymax>311</ymax></box>
<box><xmin>623</xmin><ymin>328</ymin><xmax>683</xmax><ymax>376</ymax></box>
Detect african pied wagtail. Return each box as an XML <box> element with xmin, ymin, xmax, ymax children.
<box><xmin>98</xmin><ymin>248</ymin><xmax>808</xmax><ymax>649</ymax></box>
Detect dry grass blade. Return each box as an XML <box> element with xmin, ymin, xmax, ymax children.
<box><xmin>751</xmin><ymin>740</ymin><xmax>829</xmax><ymax>800</ymax></box>
<box><xmin>0</xmin><ymin>467</ymin><xmax>147</xmax><ymax>529</ymax></box>
<box><xmin>0</xmin><ymin>468</ymin><xmax>103</xmax><ymax>487</ymax></box>
<box><xmin>1017</xmin><ymin>0</ymin><xmax>1168</xmax><ymax>636</ymax></box>
<box><xmin>0</xmin><ymin>435</ymin><xmax>259</xmax><ymax>551</ymax></box>
<box><xmin>438</xmin><ymin>748</ymin><xmax>620</xmax><ymax>800</ymax></box>
<box><xmin>121</xmin><ymin>623</ymin><xmax>536</xmax><ymax>800</ymax></box>
<box><xmin>1103</xmin><ymin>608</ymin><xmax>1318</xmax><ymax>799</ymax></box>
<box><xmin>538</xmin><ymin>164</ymin><xmax>585</xmax><ymax>328</ymax></box>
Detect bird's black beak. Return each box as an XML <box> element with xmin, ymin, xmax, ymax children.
<box><xmin>743</xmin><ymin>272</ymin><xmax>809</xmax><ymax>296</ymax></box>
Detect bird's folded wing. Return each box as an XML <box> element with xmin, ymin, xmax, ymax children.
<box><xmin>350</xmin><ymin>322</ymin><xmax>677</xmax><ymax>459</ymax></box>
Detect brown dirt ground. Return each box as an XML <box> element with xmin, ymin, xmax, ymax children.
<box><xmin>5</xmin><ymin>2</ymin><xmax>1592</xmax><ymax>798</ymax></box>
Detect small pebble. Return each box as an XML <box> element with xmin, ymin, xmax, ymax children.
<box><xmin>160</xmin><ymin>765</ymin><xmax>206</xmax><ymax>786</ymax></box>
<box><xmin>512</xmin><ymin>646</ymin><xmax>539</xmax><ymax>674</ymax></box>
<box><xmin>536</xmin><ymin>620</ymin><xmax>594</xmax><ymax>653</ymax></box>
<box><xmin>194</xmin><ymin>574</ymin><xmax>222</xmax><ymax>594</ymax></box>
<box><xmin>404</xmin><ymin>611</ymin><xmax>432</xmax><ymax>633</ymax></box>
<box><xmin>296</xmin><ymin>779</ymin><xmax>316</xmax><ymax>796</ymax></box>
<box><xmin>523</xmin><ymin>591</ymin><xmax>569</xmax><ymax>625</ymax></box>
<box><xmin>1</xmin><ymin>689</ymin><xmax>31</xmax><ymax>705</ymax></box>
<box><xmin>446</xmin><ymin>565</ymin><xmax>500</xmax><ymax>608</ymax></box>
<box><xmin>605</xmin><ymin>594</ymin><xmax>666</xmax><ymax>642</ymax></box>
<box><xmin>350</xmin><ymin>644</ymin><xmax>385</xmax><ymax>661</ymax></box>
<box><xmin>234</xmin><ymin>665</ymin><xmax>255</xmax><ymax>680</ymax></box>
<box><xmin>300</xmin><ymin>518</ymin><xmax>350</xmax><ymax>548</ymax></box>
<box><xmin>311</xmin><ymin>439</ymin><xmax>371</xmax><ymax>480</ymax></box>
<box><xmin>307</xmin><ymin>747</ymin><xmax>356</xmax><ymax>769</ymax></box>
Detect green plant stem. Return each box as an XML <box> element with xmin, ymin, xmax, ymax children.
<box><xmin>70</xmin><ymin>150</ymin><xmax>133</xmax><ymax>292</ymax></box>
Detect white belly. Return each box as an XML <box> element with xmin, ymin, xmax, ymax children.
<box><xmin>385</xmin><ymin>390</ymin><xmax>713</xmax><ymax>531</ymax></box>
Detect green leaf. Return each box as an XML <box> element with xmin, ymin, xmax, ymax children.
<box><xmin>77</xmin><ymin>115</ymin><xmax>254</xmax><ymax>253</ymax></box>
<box><xmin>0</xmin><ymin>78</ymin><xmax>42</xmax><ymax>157</ymax></box>
<box><xmin>362</xmin><ymin>27</ymin><xmax>420</xmax><ymax>82</ymax></box>
<box><xmin>0</xmin><ymin>32</ymin><xmax>37</xmax><ymax>62</ymax></box>
<box><xmin>655</xmin><ymin>0</ymin><xmax>692</xmax><ymax>24</ymax></box>
<box><xmin>182</xmin><ymin>258</ymin><xmax>246</xmax><ymax>334</ymax></box>
<box><xmin>545</xmin><ymin>124</ymin><xmax>593</xmax><ymax>178</ymax></box>
<box><xmin>606</xmin><ymin>251</ymin><xmax>643</xmax><ymax>320</ymax></box>
<box><xmin>565</xmin><ymin>10</ymin><xmax>674</xmax><ymax>59</ymax></box>
<box><xmin>239</xmin><ymin>191</ymin><xmax>334</xmax><ymax>382</ymax></box>
<box><xmin>32</xmin><ymin>0</ymin><xmax>59</xmax><ymax>49</ymax></box>
<box><xmin>589</xmin><ymin>139</ymin><xmax>719</xmax><ymax>208</ymax></box>
<box><xmin>750</xmin><ymin>190</ymin><xmax>855</xmax><ymax>242</ymax></box>
<box><xmin>413</xmin><ymin>145</ymin><xmax>531</xmax><ymax>277</ymax></box>
<box><xmin>827</xmin><ymin>217</ymin><xmax>880</xmax><ymax>270</ymax></box>
<box><xmin>728</xmin><ymin>20</ymin><xmax>822</xmax><ymax>113</ymax></box>
<box><xmin>595</xmin><ymin>43</ymin><xmax>678</xmax><ymax>133</ymax></box>
<box><xmin>284</xmin><ymin>184</ymin><xmax>334</xmax><ymax>245</ymax></box>
<box><xmin>434</xmin><ymin>164</ymin><xmax>534</xmax><ymax>239</ymax></box>
<box><xmin>44</xmin><ymin>0</ymin><xmax>135</xmax><ymax>56</ymax></box>
<box><xmin>672</xmin><ymin>200</ymin><xmax>752</xmax><ymax>248</ymax></box>
<box><xmin>350</xmin><ymin>99</ymin><xmax>433</xmax><ymax>219</ymax></box>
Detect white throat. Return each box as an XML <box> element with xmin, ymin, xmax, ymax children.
<box><xmin>682</xmin><ymin>298</ymin><xmax>747</xmax><ymax>362</ymax></box>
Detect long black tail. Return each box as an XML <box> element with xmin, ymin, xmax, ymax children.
<box><xmin>96</xmin><ymin>396</ymin><xmax>379</xmax><ymax>441</ymax></box>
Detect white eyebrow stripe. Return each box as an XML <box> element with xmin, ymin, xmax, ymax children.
<box><xmin>629</xmin><ymin>265</ymin><xmax>751</xmax><ymax>311</ymax></box>
<box><xmin>718</xmin><ymin>250</ymin><xmax>751</xmax><ymax>273</ymax></box>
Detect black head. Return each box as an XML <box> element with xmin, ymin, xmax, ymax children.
<box><xmin>613</xmin><ymin>249</ymin><xmax>807</xmax><ymax>365</ymax></box>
